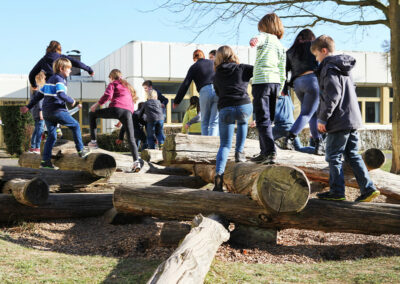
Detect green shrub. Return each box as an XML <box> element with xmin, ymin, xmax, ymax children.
<box><xmin>0</xmin><ymin>106</ymin><xmax>34</xmax><ymax>156</ymax></box>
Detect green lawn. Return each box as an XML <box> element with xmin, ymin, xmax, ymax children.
<box><xmin>1</xmin><ymin>238</ymin><xmax>399</xmax><ymax>283</ymax></box>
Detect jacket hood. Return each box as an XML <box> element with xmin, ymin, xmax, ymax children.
<box><xmin>318</xmin><ymin>54</ymin><xmax>356</xmax><ymax>76</ymax></box>
<box><xmin>216</xmin><ymin>62</ymin><xmax>239</xmax><ymax>76</ymax></box>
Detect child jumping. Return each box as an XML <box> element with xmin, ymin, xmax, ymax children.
<box><xmin>21</xmin><ymin>58</ymin><xmax>89</xmax><ymax>169</ymax></box>
<box><xmin>89</xmin><ymin>69</ymin><xmax>141</xmax><ymax>172</ymax></box>
<box><xmin>182</xmin><ymin>96</ymin><xmax>201</xmax><ymax>135</ymax></box>
<box><xmin>311</xmin><ymin>35</ymin><xmax>380</xmax><ymax>202</ymax></box>
<box><xmin>249</xmin><ymin>13</ymin><xmax>286</xmax><ymax>165</ymax></box>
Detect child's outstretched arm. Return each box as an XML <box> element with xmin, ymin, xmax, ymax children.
<box><xmin>249</xmin><ymin>33</ymin><xmax>266</xmax><ymax>48</ymax></box>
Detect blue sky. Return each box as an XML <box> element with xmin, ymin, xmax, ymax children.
<box><xmin>0</xmin><ymin>0</ymin><xmax>390</xmax><ymax>74</ymax></box>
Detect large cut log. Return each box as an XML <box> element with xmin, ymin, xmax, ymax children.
<box><xmin>164</xmin><ymin>134</ymin><xmax>400</xmax><ymax>201</ymax></box>
<box><xmin>141</xmin><ymin>149</ymin><xmax>164</xmax><ymax>164</ymax></box>
<box><xmin>147</xmin><ymin>214</ymin><xmax>230</xmax><ymax>284</ymax></box>
<box><xmin>113</xmin><ymin>185</ymin><xmax>400</xmax><ymax>235</ymax></box>
<box><xmin>0</xmin><ymin>193</ymin><xmax>113</xmax><ymax>223</ymax></box>
<box><xmin>19</xmin><ymin>152</ymin><xmax>116</xmax><ymax>178</ymax></box>
<box><xmin>197</xmin><ymin>162</ymin><xmax>310</xmax><ymax>213</ymax></box>
<box><xmin>2</xmin><ymin>178</ymin><xmax>49</xmax><ymax>207</ymax></box>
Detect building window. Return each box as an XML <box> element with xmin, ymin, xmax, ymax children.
<box><xmin>365</xmin><ymin>102</ymin><xmax>380</xmax><ymax>123</ymax></box>
<box><xmin>390</xmin><ymin>88</ymin><xmax>393</xmax><ymax>98</ymax></box>
<box><xmin>152</xmin><ymin>82</ymin><xmax>182</xmax><ymax>95</ymax></box>
<box><xmin>390</xmin><ymin>102</ymin><xmax>393</xmax><ymax>123</ymax></box>
<box><xmin>356</xmin><ymin>87</ymin><xmax>380</xmax><ymax>97</ymax></box>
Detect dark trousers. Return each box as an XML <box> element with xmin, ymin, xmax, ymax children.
<box><xmin>252</xmin><ymin>83</ymin><xmax>280</xmax><ymax>155</ymax></box>
<box><xmin>90</xmin><ymin>107</ymin><xmax>139</xmax><ymax>161</ymax></box>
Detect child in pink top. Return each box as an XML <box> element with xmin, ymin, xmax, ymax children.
<box><xmin>89</xmin><ymin>69</ymin><xmax>141</xmax><ymax>172</ymax></box>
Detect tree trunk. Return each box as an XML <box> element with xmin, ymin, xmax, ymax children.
<box><xmin>389</xmin><ymin>1</ymin><xmax>400</xmax><ymax>174</ymax></box>
<box><xmin>195</xmin><ymin>162</ymin><xmax>310</xmax><ymax>213</ymax></box>
<box><xmin>147</xmin><ymin>214</ymin><xmax>229</xmax><ymax>284</ymax></box>
<box><xmin>164</xmin><ymin>134</ymin><xmax>400</xmax><ymax>200</ymax></box>
<box><xmin>2</xmin><ymin>177</ymin><xmax>49</xmax><ymax>207</ymax></box>
<box><xmin>113</xmin><ymin>185</ymin><xmax>400</xmax><ymax>235</ymax></box>
<box><xmin>0</xmin><ymin>193</ymin><xmax>113</xmax><ymax>223</ymax></box>
<box><xmin>141</xmin><ymin>149</ymin><xmax>164</xmax><ymax>164</ymax></box>
<box><xmin>18</xmin><ymin>152</ymin><xmax>117</xmax><ymax>178</ymax></box>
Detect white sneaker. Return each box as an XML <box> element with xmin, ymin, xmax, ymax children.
<box><xmin>131</xmin><ymin>160</ymin><xmax>141</xmax><ymax>173</ymax></box>
<box><xmin>88</xmin><ymin>141</ymin><xmax>98</xmax><ymax>149</ymax></box>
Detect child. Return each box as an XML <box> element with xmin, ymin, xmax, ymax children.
<box><xmin>249</xmin><ymin>13</ymin><xmax>286</xmax><ymax>164</ymax></box>
<box><xmin>28</xmin><ymin>71</ymin><xmax>46</xmax><ymax>154</ymax></box>
<box><xmin>142</xmin><ymin>80</ymin><xmax>168</xmax><ymax>119</ymax></box>
<box><xmin>182</xmin><ymin>96</ymin><xmax>201</xmax><ymax>135</ymax></box>
<box><xmin>212</xmin><ymin>45</ymin><xmax>253</xmax><ymax>191</ymax></box>
<box><xmin>89</xmin><ymin>69</ymin><xmax>141</xmax><ymax>172</ymax></box>
<box><xmin>20</xmin><ymin>58</ymin><xmax>89</xmax><ymax>169</ymax></box>
<box><xmin>137</xmin><ymin>90</ymin><xmax>165</xmax><ymax>149</ymax></box>
<box><xmin>311</xmin><ymin>35</ymin><xmax>380</xmax><ymax>202</ymax></box>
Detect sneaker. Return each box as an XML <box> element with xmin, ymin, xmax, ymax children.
<box><xmin>131</xmin><ymin>160</ymin><xmax>141</xmax><ymax>173</ymax></box>
<box><xmin>282</xmin><ymin>133</ymin><xmax>296</xmax><ymax>150</ymax></box>
<box><xmin>355</xmin><ymin>190</ymin><xmax>380</xmax><ymax>202</ymax></box>
<box><xmin>261</xmin><ymin>152</ymin><xmax>277</xmax><ymax>165</ymax></box>
<box><xmin>316</xmin><ymin>191</ymin><xmax>346</xmax><ymax>201</ymax></box>
<box><xmin>40</xmin><ymin>160</ymin><xmax>57</xmax><ymax>169</ymax></box>
<box><xmin>235</xmin><ymin>151</ymin><xmax>246</xmax><ymax>163</ymax></box>
<box><xmin>28</xmin><ymin>148</ymin><xmax>35</xmax><ymax>153</ymax></box>
<box><xmin>34</xmin><ymin>148</ymin><xmax>41</xmax><ymax>154</ymax></box>
<box><xmin>88</xmin><ymin>141</ymin><xmax>99</xmax><ymax>149</ymax></box>
<box><xmin>313</xmin><ymin>138</ymin><xmax>325</xmax><ymax>156</ymax></box>
<box><xmin>78</xmin><ymin>147</ymin><xmax>91</xmax><ymax>158</ymax></box>
<box><xmin>250</xmin><ymin>153</ymin><xmax>266</xmax><ymax>163</ymax></box>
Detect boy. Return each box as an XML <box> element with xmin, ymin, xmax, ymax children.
<box><xmin>311</xmin><ymin>35</ymin><xmax>380</xmax><ymax>202</ymax></box>
<box><xmin>142</xmin><ymin>80</ymin><xmax>168</xmax><ymax>119</ymax></box>
<box><xmin>21</xmin><ymin>58</ymin><xmax>89</xmax><ymax>169</ymax></box>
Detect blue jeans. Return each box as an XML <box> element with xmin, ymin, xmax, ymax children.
<box><xmin>291</xmin><ymin>74</ymin><xmax>321</xmax><ymax>139</ymax></box>
<box><xmin>199</xmin><ymin>84</ymin><xmax>219</xmax><ymax>136</ymax></box>
<box><xmin>325</xmin><ymin>130</ymin><xmax>376</xmax><ymax>196</ymax></box>
<box><xmin>43</xmin><ymin>111</ymin><xmax>84</xmax><ymax>161</ymax></box>
<box><xmin>31</xmin><ymin>119</ymin><xmax>44</xmax><ymax>148</ymax></box>
<box><xmin>147</xmin><ymin>120</ymin><xmax>165</xmax><ymax>149</ymax></box>
<box><xmin>216</xmin><ymin>103</ymin><xmax>253</xmax><ymax>175</ymax></box>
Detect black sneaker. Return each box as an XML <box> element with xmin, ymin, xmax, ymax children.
<box><xmin>261</xmin><ymin>152</ymin><xmax>277</xmax><ymax>165</ymax></box>
<box><xmin>316</xmin><ymin>191</ymin><xmax>346</xmax><ymax>201</ymax></box>
<box><xmin>78</xmin><ymin>147</ymin><xmax>91</xmax><ymax>158</ymax></box>
<box><xmin>282</xmin><ymin>133</ymin><xmax>296</xmax><ymax>150</ymax></box>
<box><xmin>314</xmin><ymin>138</ymin><xmax>325</xmax><ymax>156</ymax></box>
<box><xmin>40</xmin><ymin>160</ymin><xmax>56</xmax><ymax>169</ymax></box>
<box><xmin>250</xmin><ymin>153</ymin><xmax>266</xmax><ymax>163</ymax></box>
<box><xmin>355</xmin><ymin>190</ymin><xmax>380</xmax><ymax>202</ymax></box>
<box><xmin>235</xmin><ymin>151</ymin><xmax>246</xmax><ymax>163</ymax></box>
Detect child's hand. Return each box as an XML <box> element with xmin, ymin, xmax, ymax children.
<box><xmin>249</xmin><ymin>120</ymin><xmax>256</xmax><ymax>128</ymax></box>
<box><xmin>115</xmin><ymin>121</ymin><xmax>122</xmax><ymax>128</ymax></box>
<box><xmin>185</xmin><ymin>124</ymin><xmax>190</xmax><ymax>130</ymax></box>
<box><xmin>161</xmin><ymin>104</ymin><xmax>165</xmax><ymax>108</ymax></box>
<box><xmin>249</xmin><ymin>38</ymin><xmax>258</xmax><ymax>47</ymax></box>
<box><xmin>115</xmin><ymin>139</ymin><xmax>123</xmax><ymax>145</ymax></box>
<box><xmin>90</xmin><ymin>104</ymin><xmax>98</xmax><ymax>112</ymax></box>
<box><xmin>77</xmin><ymin>104</ymin><xmax>82</xmax><ymax>109</ymax></box>
<box><xmin>20</xmin><ymin>106</ymin><xmax>29</xmax><ymax>114</ymax></box>
<box><xmin>317</xmin><ymin>123</ymin><xmax>327</xmax><ymax>133</ymax></box>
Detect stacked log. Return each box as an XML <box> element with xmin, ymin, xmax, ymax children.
<box><xmin>2</xmin><ymin>177</ymin><xmax>49</xmax><ymax>207</ymax></box>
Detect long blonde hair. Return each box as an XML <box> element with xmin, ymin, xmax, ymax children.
<box><xmin>214</xmin><ymin>45</ymin><xmax>240</xmax><ymax>70</ymax></box>
<box><xmin>108</xmin><ymin>69</ymin><xmax>138</xmax><ymax>102</ymax></box>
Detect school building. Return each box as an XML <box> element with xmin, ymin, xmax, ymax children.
<box><xmin>0</xmin><ymin>40</ymin><xmax>393</xmax><ymax>146</ymax></box>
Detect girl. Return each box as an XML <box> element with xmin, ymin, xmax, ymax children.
<box><xmin>181</xmin><ymin>96</ymin><xmax>201</xmax><ymax>135</ymax></box>
<box><xmin>282</xmin><ymin>29</ymin><xmax>323</xmax><ymax>155</ymax></box>
<box><xmin>249</xmin><ymin>13</ymin><xmax>286</xmax><ymax>165</ymax></box>
<box><xmin>212</xmin><ymin>46</ymin><xmax>253</xmax><ymax>191</ymax></box>
<box><xmin>89</xmin><ymin>69</ymin><xmax>141</xmax><ymax>172</ymax></box>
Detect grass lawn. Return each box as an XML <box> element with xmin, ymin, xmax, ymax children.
<box><xmin>381</xmin><ymin>150</ymin><xmax>392</xmax><ymax>172</ymax></box>
<box><xmin>1</xmin><ymin>237</ymin><xmax>400</xmax><ymax>283</ymax></box>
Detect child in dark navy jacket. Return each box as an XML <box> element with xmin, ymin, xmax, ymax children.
<box><xmin>311</xmin><ymin>35</ymin><xmax>380</xmax><ymax>202</ymax></box>
<box><xmin>21</xmin><ymin>58</ymin><xmax>89</xmax><ymax>169</ymax></box>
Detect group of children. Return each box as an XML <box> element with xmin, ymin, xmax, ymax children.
<box><xmin>22</xmin><ymin>15</ymin><xmax>381</xmax><ymax>201</ymax></box>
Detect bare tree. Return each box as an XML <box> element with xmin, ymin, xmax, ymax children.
<box><xmin>159</xmin><ymin>0</ymin><xmax>400</xmax><ymax>174</ymax></box>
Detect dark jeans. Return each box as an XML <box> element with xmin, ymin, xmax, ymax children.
<box><xmin>252</xmin><ymin>83</ymin><xmax>279</xmax><ymax>155</ymax></box>
<box><xmin>325</xmin><ymin>130</ymin><xmax>376</xmax><ymax>196</ymax></box>
<box><xmin>291</xmin><ymin>74</ymin><xmax>321</xmax><ymax>139</ymax></box>
<box><xmin>90</xmin><ymin>107</ymin><xmax>139</xmax><ymax>161</ymax></box>
<box><xmin>146</xmin><ymin>120</ymin><xmax>165</xmax><ymax>149</ymax></box>
<box><xmin>43</xmin><ymin>111</ymin><xmax>83</xmax><ymax>161</ymax></box>
<box><xmin>31</xmin><ymin>119</ymin><xmax>44</xmax><ymax>148</ymax></box>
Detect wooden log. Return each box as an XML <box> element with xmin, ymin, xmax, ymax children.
<box><xmin>147</xmin><ymin>214</ymin><xmax>230</xmax><ymax>284</ymax></box>
<box><xmin>141</xmin><ymin>149</ymin><xmax>164</xmax><ymax>164</ymax></box>
<box><xmin>194</xmin><ymin>162</ymin><xmax>310</xmax><ymax>213</ymax></box>
<box><xmin>2</xmin><ymin>177</ymin><xmax>49</xmax><ymax>207</ymax></box>
<box><xmin>113</xmin><ymin>185</ymin><xmax>400</xmax><ymax>235</ymax></box>
<box><xmin>0</xmin><ymin>193</ymin><xmax>113</xmax><ymax>223</ymax></box>
<box><xmin>18</xmin><ymin>152</ymin><xmax>116</xmax><ymax>178</ymax></box>
<box><xmin>159</xmin><ymin>222</ymin><xmax>191</xmax><ymax>247</ymax></box>
<box><xmin>103</xmin><ymin>208</ymin><xmax>144</xmax><ymax>224</ymax></box>
<box><xmin>164</xmin><ymin>134</ymin><xmax>400</xmax><ymax>201</ymax></box>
